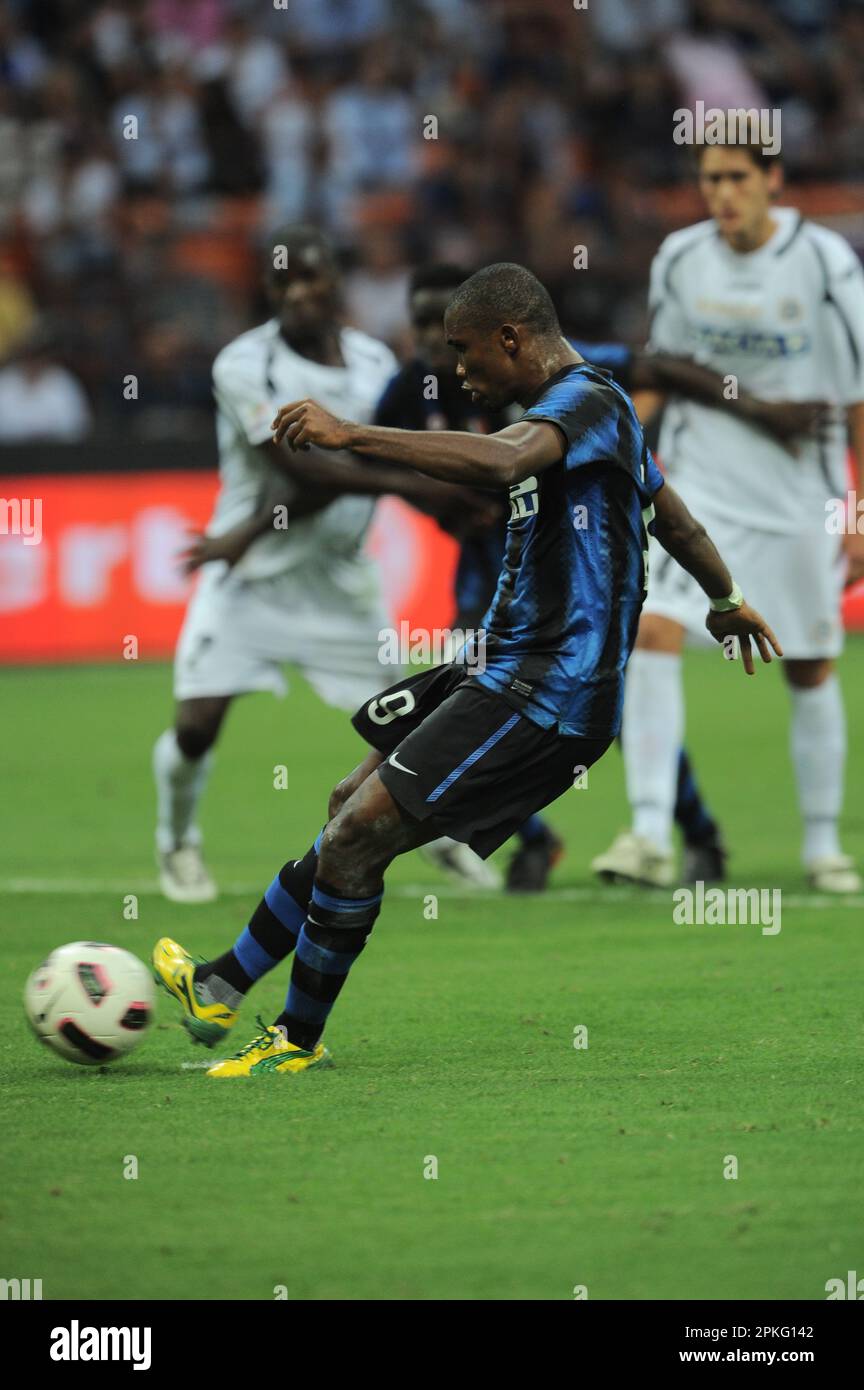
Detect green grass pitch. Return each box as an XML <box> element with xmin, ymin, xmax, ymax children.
<box><xmin>1</xmin><ymin>645</ymin><xmax>863</xmax><ymax>1301</ymax></box>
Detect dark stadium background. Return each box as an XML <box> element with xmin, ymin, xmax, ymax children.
<box><xmin>1</xmin><ymin>0</ymin><xmax>863</xmax><ymax>658</ymax></box>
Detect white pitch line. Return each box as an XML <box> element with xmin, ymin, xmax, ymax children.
<box><xmin>0</xmin><ymin>877</ymin><xmax>862</xmax><ymax>911</ymax></box>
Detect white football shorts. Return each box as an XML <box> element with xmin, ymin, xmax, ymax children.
<box><xmin>174</xmin><ymin>561</ymin><xmax>396</xmax><ymax>708</ymax></box>
<box><xmin>644</xmin><ymin>511</ymin><xmax>847</xmax><ymax>658</ymax></box>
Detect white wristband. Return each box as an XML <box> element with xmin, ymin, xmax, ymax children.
<box><xmin>709</xmin><ymin>581</ymin><xmax>744</xmax><ymax>613</ymax></box>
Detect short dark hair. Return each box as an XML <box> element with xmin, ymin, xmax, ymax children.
<box><xmin>445</xmin><ymin>262</ymin><xmax>560</xmax><ymax>337</ymax></box>
<box><xmin>409</xmin><ymin>263</ymin><xmax>470</xmax><ymax>297</ymax></box>
<box><xmin>266</xmin><ymin>224</ymin><xmax>338</xmax><ymax>276</ymax></box>
<box><xmin>695</xmin><ymin>140</ymin><xmax>782</xmax><ymax>170</ymax></box>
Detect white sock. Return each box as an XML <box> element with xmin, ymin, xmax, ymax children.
<box><xmin>789</xmin><ymin>676</ymin><xmax>845</xmax><ymax>865</ymax></box>
<box><xmin>153</xmin><ymin>729</ymin><xmax>213</xmax><ymax>854</ymax></box>
<box><xmin>621</xmin><ymin>650</ymin><xmax>683</xmax><ymax>854</ymax></box>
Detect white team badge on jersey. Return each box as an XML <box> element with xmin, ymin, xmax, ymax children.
<box><xmin>509</xmin><ymin>475</ymin><xmax>539</xmax><ymax>522</ymax></box>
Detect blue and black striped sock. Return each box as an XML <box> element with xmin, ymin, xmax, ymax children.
<box><xmin>195</xmin><ymin>833</ymin><xmax>323</xmax><ymax>997</ymax></box>
<box><xmin>274</xmin><ymin>880</ymin><xmax>383</xmax><ymax>1050</ymax></box>
<box><xmin>673</xmin><ymin>749</ymin><xmax>719</xmax><ymax>847</ymax></box>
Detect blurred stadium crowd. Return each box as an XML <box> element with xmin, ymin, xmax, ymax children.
<box><xmin>0</xmin><ymin>0</ymin><xmax>862</xmax><ymax>442</ymax></box>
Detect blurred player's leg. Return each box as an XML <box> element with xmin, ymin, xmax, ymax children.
<box><xmin>153</xmin><ymin>697</ymin><xmax>229</xmax><ymax>903</ymax></box>
<box><xmin>592</xmin><ymin>619</ymin><xmax>683</xmax><ymax>887</ymax></box>
<box><xmin>675</xmin><ymin>749</ymin><xmax>727</xmax><ymax>884</ymax></box>
<box><xmin>786</xmin><ymin>661</ymin><xmax>861</xmax><ymax>892</ymax></box>
<box><xmin>504</xmin><ymin>815</ymin><xmax>564</xmax><ymax>893</ymax></box>
<box><xmin>419</xmin><ymin>835</ymin><xmax>502</xmax><ymax>888</ymax></box>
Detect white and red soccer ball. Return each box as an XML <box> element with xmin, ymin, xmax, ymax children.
<box><xmin>24</xmin><ymin>942</ymin><xmax>155</xmax><ymax>1066</ymax></box>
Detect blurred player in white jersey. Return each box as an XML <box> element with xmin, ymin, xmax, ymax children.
<box><xmin>153</xmin><ymin>226</ymin><xmax>493</xmax><ymax>901</ymax></box>
<box><xmin>594</xmin><ymin>141</ymin><xmax>864</xmax><ymax>892</ymax></box>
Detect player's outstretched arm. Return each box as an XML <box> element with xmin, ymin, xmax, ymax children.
<box><xmin>271</xmin><ymin>398</ymin><xmax>564</xmax><ymax>486</ymax></box>
<box><xmin>652</xmin><ymin>482</ymin><xmax>783</xmax><ymax>674</ymax></box>
<box><xmin>633</xmin><ymin>353</ymin><xmax>831</xmax><ymax>449</ymax></box>
<box><xmin>177</xmin><ymin>466</ymin><xmax>335</xmax><ymax>573</ymax></box>
<box><xmin>264</xmin><ymin>424</ymin><xmax>500</xmax><ymax>531</ymax></box>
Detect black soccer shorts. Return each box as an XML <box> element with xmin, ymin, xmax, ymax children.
<box><xmin>351</xmin><ymin>664</ymin><xmax>611</xmax><ymax>859</ymax></box>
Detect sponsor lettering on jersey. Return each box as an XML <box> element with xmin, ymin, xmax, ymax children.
<box><xmin>508</xmin><ymin>476</ymin><xmax>540</xmax><ymax>523</ymax></box>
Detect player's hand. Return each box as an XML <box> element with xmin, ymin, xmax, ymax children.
<box><xmin>747</xmin><ymin>398</ymin><xmax>832</xmax><ymax>451</ymax></box>
<box><xmin>271</xmin><ymin>399</ymin><xmax>354</xmax><ymax>451</ymax></box>
<box><xmin>706</xmin><ymin>601</ymin><xmax>783</xmax><ymax>675</ymax></box>
<box><xmin>178</xmin><ymin>528</ymin><xmax>249</xmax><ymax>574</ymax></box>
<box><xmin>842</xmin><ymin>528</ymin><xmax>864</xmax><ymax>588</ymax></box>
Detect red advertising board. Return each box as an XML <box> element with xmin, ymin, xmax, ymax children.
<box><xmin>0</xmin><ymin>471</ymin><xmax>862</xmax><ymax>663</ymax></box>
<box><xmin>0</xmin><ymin>473</ymin><xmax>459</xmax><ymax>663</ymax></box>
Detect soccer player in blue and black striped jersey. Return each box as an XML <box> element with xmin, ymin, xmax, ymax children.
<box><xmin>153</xmin><ymin>262</ymin><xmax>781</xmax><ymax>1077</ymax></box>
<box><xmin>376</xmin><ymin>264</ymin><xmax>796</xmax><ymax>888</ymax></box>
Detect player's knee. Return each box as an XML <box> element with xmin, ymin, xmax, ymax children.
<box><xmin>784</xmin><ymin>658</ymin><xmax>833</xmax><ymax>690</ymax></box>
<box><xmin>636</xmin><ymin>614</ymin><xmax>683</xmax><ymax>654</ymax></box>
<box><xmin>327</xmin><ymin>752</ymin><xmax>384</xmax><ymax>821</ymax></box>
<box><xmin>175</xmin><ymin>697</ymin><xmax>229</xmax><ymax>759</ymax></box>
<box><xmin>327</xmin><ymin>776</ymin><xmax>354</xmax><ymax>821</ymax></box>
<box><xmin>320</xmin><ymin>803</ymin><xmax>388</xmax><ymax>874</ymax></box>
<box><xmin>175</xmin><ymin>721</ymin><xmax>218</xmax><ymax>760</ymax></box>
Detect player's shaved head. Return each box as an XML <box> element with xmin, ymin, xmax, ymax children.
<box><xmin>266</xmin><ymin>224</ymin><xmax>341</xmax><ymax>349</ymax></box>
<box><xmin>445</xmin><ymin>263</ymin><xmax>560</xmax><ymax>339</ymax></box>
<box><xmin>267</xmin><ymin>224</ymin><xmax>338</xmax><ymax>281</ymax></box>
<box><xmin>442</xmin><ymin>263</ymin><xmax>573</xmax><ymax>410</ymax></box>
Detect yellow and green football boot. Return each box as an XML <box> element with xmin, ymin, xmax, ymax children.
<box><xmin>206</xmin><ymin>1017</ymin><xmax>331</xmax><ymax>1078</ymax></box>
<box><xmin>152</xmin><ymin>936</ymin><xmax>238</xmax><ymax>1047</ymax></box>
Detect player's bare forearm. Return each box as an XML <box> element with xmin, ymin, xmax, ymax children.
<box><xmin>652</xmin><ymin>482</ymin><xmax>733</xmax><ymax>599</ymax></box>
<box><xmin>241</xmin><ymin>462</ymin><xmax>334</xmax><ymax>538</ymax></box>
<box><xmin>634</xmin><ymin>353</ymin><xmax>830</xmax><ymax>445</ymax></box>
<box><xmin>341</xmin><ymin>422</ymin><xmax>523</xmax><ymax>486</ymax></box>
<box><xmin>278</xmin><ymin>409</ymin><xmax>520</xmax><ymax>485</ymax></box>
<box><xmin>635</xmin><ymin>351</ymin><xmax>760</xmax><ymax>417</ymax></box>
<box><xmin>271</xmin><ymin>399</ymin><xmax>564</xmax><ymax>486</ymax></box>
<box><xmin>278</xmin><ymin>440</ymin><xmax>478</xmax><ymax>513</ymax></box>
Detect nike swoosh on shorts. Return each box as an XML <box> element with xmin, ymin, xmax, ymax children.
<box><xmin>388</xmin><ymin>752</ymin><xmax>418</xmax><ymax>776</ymax></box>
